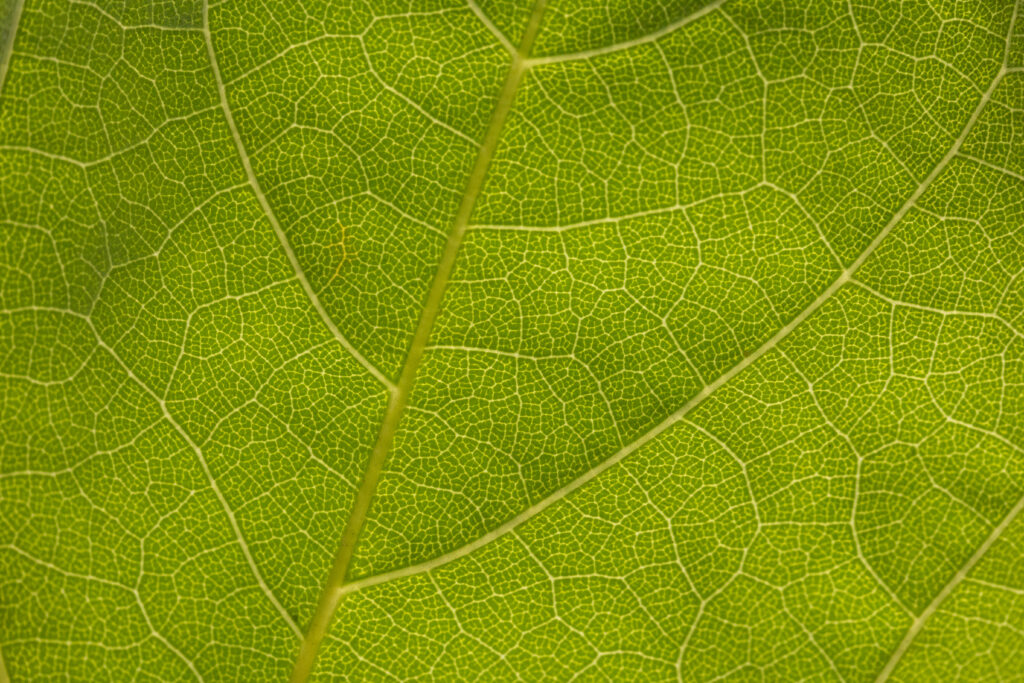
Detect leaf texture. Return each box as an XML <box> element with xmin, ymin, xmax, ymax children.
<box><xmin>1</xmin><ymin>0</ymin><xmax>1024</xmax><ymax>680</ymax></box>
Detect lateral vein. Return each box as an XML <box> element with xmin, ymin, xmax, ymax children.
<box><xmin>874</xmin><ymin>492</ymin><xmax>1024</xmax><ymax>682</ymax></box>
<box><xmin>328</xmin><ymin>43</ymin><xmax>1012</xmax><ymax>606</ymax></box>
<box><xmin>875</xmin><ymin>1</ymin><xmax>1023</xmax><ymax>675</ymax></box>
<box><xmin>524</xmin><ymin>0</ymin><xmax>727</xmax><ymax>67</ymax></box>
<box><xmin>201</xmin><ymin>0</ymin><xmax>395</xmax><ymax>393</ymax></box>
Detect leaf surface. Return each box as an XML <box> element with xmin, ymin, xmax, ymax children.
<box><xmin>1</xmin><ymin>0</ymin><xmax>1023</xmax><ymax>680</ymax></box>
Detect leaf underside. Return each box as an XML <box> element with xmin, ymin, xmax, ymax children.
<box><xmin>2</xmin><ymin>0</ymin><xmax>1024</xmax><ymax>680</ymax></box>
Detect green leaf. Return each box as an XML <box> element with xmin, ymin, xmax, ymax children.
<box><xmin>2</xmin><ymin>0</ymin><xmax>1023</xmax><ymax>680</ymax></box>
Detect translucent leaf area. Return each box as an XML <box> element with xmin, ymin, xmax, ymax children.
<box><xmin>2</xmin><ymin>0</ymin><xmax>1023</xmax><ymax>680</ymax></box>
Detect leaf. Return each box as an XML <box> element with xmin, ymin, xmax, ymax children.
<box><xmin>1</xmin><ymin>0</ymin><xmax>1023</xmax><ymax>680</ymax></box>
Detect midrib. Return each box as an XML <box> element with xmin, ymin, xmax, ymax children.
<box><xmin>288</xmin><ymin>2</ymin><xmax>549</xmax><ymax>680</ymax></box>
<box><xmin>0</xmin><ymin>0</ymin><xmax>27</xmax><ymax>101</ymax></box>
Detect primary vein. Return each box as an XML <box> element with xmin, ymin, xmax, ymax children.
<box><xmin>0</xmin><ymin>0</ymin><xmax>27</xmax><ymax>100</ymax></box>
<box><xmin>289</xmin><ymin>2</ymin><xmax>549</xmax><ymax>680</ymax></box>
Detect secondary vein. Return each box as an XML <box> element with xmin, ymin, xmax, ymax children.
<box><xmin>524</xmin><ymin>0</ymin><xmax>727</xmax><ymax>67</ymax></box>
<box><xmin>288</xmin><ymin>2</ymin><xmax>549</xmax><ymax>680</ymax></box>
<box><xmin>320</xmin><ymin>17</ymin><xmax>1015</xmax><ymax>609</ymax></box>
<box><xmin>874</xmin><ymin>1</ymin><xmax>1023</xmax><ymax>676</ymax></box>
<box><xmin>875</xmin><ymin>492</ymin><xmax>1024</xmax><ymax>682</ymax></box>
<box><xmin>202</xmin><ymin>0</ymin><xmax>395</xmax><ymax>393</ymax></box>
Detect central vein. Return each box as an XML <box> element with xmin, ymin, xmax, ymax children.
<box><xmin>289</xmin><ymin>2</ymin><xmax>549</xmax><ymax>680</ymax></box>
